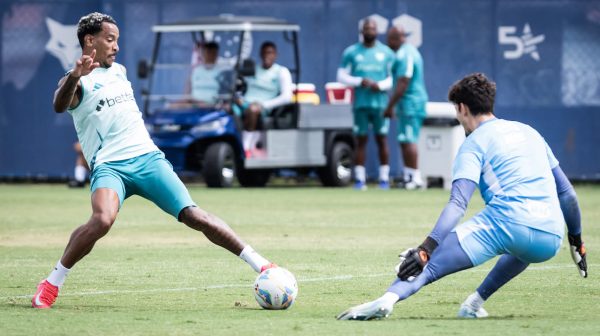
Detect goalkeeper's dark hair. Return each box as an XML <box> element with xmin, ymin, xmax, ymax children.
<box><xmin>448</xmin><ymin>73</ymin><xmax>496</xmax><ymax>116</ymax></box>
<box><xmin>77</xmin><ymin>12</ymin><xmax>117</xmax><ymax>48</ymax></box>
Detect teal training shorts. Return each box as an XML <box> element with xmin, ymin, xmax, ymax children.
<box><xmin>353</xmin><ymin>107</ymin><xmax>389</xmax><ymax>136</ymax></box>
<box><xmin>233</xmin><ymin>101</ymin><xmax>269</xmax><ymax>118</ymax></box>
<box><xmin>397</xmin><ymin>115</ymin><xmax>424</xmax><ymax>143</ymax></box>
<box><xmin>90</xmin><ymin>151</ymin><xmax>196</xmax><ymax>220</ymax></box>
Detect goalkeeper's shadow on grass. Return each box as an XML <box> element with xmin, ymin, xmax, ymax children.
<box><xmin>386</xmin><ymin>315</ymin><xmax>527</xmax><ymax>321</ymax></box>
<box><xmin>237</xmin><ymin>307</ymin><xmax>296</xmax><ymax>311</ymax></box>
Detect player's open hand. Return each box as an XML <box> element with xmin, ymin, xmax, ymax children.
<box><xmin>249</xmin><ymin>103</ymin><xmax>262</xmax><ymax>114</ymax></box>
<box><xmin>71</xmin><ymin>49</ymin><xmax>99</xmax><ymax>78</ymax></box>
<box><xmin>369</xmin><ymin>82</ymin><xmax>380</xmax><ymax>92</ymax></box>
<box><xmin>360</xmin><ymin>78</ymin><xmax>374</xmax><ymax>88</ymax></box>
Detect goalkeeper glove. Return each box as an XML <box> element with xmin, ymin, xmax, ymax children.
<box><xmin>396</xmin><ymin>236</ymin><xmax>438</xmax><ymax>281</ymax></box>
<box><xmin>568</xmin><ymin>234</ymin><xmax>587</xmax><ymax>278</ymax></box>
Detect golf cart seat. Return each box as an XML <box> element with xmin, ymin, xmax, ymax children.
<box><xmin>263</xmin><ymin>103</ymin><xmax>298</xmax><ymax>130</ymax></box>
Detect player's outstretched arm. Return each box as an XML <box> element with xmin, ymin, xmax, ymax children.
<box><xmin>53</xmin><ymin>49</ymin><xmax>99</xmax><ymax>113</ymax></box>
<box><xmin>552</xmin><ymin>165</ymin><xmax>587</xmax><ymax>278</ymax></box>
<box><xmin>396</xmin><ymin>179</ymin><xmax>476</xmax><ymax>280</ymax></box>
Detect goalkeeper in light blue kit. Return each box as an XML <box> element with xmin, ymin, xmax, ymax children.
<box><xmin>338</xmin><ymin>73</ymin><xmax>587</xmax><ymax>320</ymax></box>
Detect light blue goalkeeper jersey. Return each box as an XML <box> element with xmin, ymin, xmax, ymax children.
<box><xmin>68</xmin><ymin>63</ymin><xmax>158</xmax><ymax>170</ymax></box>
<box><xmin>452</xmin><ymin>118</ymin><xmax>563</xmax><ymax>237</ymax></box>
<box><xmin>392</xmin><ymin>43</ymin><xmax>428</xmax><ymax>116</ymax></box>
<box><xmin>340</xmin><ymin>41</ymin><xmax>395</xmax><ymax>109</ymax></box>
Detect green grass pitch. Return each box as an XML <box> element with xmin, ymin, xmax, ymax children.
<box><xmin>0</xmin><ymin>184</ymin><xmax>598</xmax><ymax>335</ymax></box>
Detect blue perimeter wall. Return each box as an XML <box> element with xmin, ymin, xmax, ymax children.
<box><xmin>1</xmin><ymin>0</ymin><xmax>599</xmax><ymax>180</ymax></box>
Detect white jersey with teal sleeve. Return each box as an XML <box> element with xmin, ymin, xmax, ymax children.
<box><xmin>452</xmin><ymin>118</ymin><xmax>563</xmax><ymax>237</ymax></box>
<box><xmin>68</xmin><ymin>63</ymin><xmax>158</xmax><ymax>170</ymax></box>
<box><xmin>340</xmin><ymin>41</ymin><xmax>395</xmax><ymax>109</ymax></box>
<box><xmin>392</xmin><ymin>43</ymin><xmax>428</xmax><ymax>115</ymax></box>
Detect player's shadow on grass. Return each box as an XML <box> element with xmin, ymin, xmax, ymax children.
<box><xmin>392</xmin><ymin>315</ymin><xmax>531</xmax><ymax>321</ymax></box>
<box><xmin>2</xmin><ymin>299</ymin><xmax>124</xmax><ymax>311</ymax></box>
<box><xmin>3</xmin><ymin>301</ymin><xmax>32</xmax><ymax>309</ymax></box>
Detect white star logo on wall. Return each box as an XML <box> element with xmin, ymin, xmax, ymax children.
<box><xmin>498</xmin><ymin>23</ymin><xmax>545</xmax><ymax>61</ymax></box>
<box><xmin>520</xmin><ymin>24</ymin><xmax>545</xmax><ymax>61</ymax></box>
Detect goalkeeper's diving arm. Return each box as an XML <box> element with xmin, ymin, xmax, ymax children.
<box><xmin>396</xmin><ymin>179</ymin><xmax>477</xmax><ymax>280</ymax></box>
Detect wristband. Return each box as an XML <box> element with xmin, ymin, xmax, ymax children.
<box><xmin>419</xmin><ymin>236</ymin><xmax>439</xmax><ymax>257</ymax></box>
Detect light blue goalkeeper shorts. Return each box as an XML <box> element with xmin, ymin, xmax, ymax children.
<box><xmin>454</xmin><ymin>214</ymin><xmax>562</xmax><ymax>266</ymax></box>
<box><xmin>90</xmin><ymin>151</ymin><xmax>196</xmax><ymax>220</ymax></box>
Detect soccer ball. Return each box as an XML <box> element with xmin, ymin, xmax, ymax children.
<box><xmin>253</xmin><ymin>267</ymin><xmax>298</xmax><ymax>310</ymax></box>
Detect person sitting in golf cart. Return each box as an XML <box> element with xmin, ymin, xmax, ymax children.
<box><xmin>236</xmin><ymin>41</ymin><xmax>293</xmax><ymax>155</ymax></box>
<box><xmin>172</xmin><ymin>41</ymin><xmax>233</xmax><ymax>109</ymax></box>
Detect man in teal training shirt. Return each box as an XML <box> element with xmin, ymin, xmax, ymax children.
<box><xmin>385</xmin><ymin>26</ymin><xmax>429</xmax><ymax>189</ymax></box>
<box><xmin>338</xmin><ymin>19</ymin><xmax>395</xmax><ymax>190</ymax></box>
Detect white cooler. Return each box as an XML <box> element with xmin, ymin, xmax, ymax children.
<box><xmin>417</xmin><ymin>102</ymin><xmax>465</xmax><ymax>189</ymax></box>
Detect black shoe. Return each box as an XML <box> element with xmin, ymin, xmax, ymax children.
<box><xmin>68</xmin><ymin>180</ymin><xmax>85</xmax><ymax>188</ymax></box>
<box><xmin>396</xmin><ymin>179</ymin><xmax>425</xmax><ymax>190</ymax></box>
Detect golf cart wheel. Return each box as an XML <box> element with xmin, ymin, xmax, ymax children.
<box><xmin>203</xmin><ymin>142</ymin><xmax>236</xmax><ymax>188</ymax></box>
<box><xmin>318</xmin><ymin>141</ymin><xmax>353</xmax><ymax>187</ymax></box>
<box><xmin>237</xmin><ymin>168</ymin><xmax>271</xmax><ymax>187</ymax></box>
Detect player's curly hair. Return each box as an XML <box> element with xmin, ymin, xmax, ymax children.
<box><xmin>77</xmin><ymin>12</ymin><xmax>117</xmax><ymax>48</ymax></box>
<box><xmin>448</xmin><ymin>73</ymin><xmax>496</xmax><ymax>115</ymax></box>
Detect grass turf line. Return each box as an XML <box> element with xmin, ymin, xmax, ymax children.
<box><xmin>0</xmin><ymin>184</ymin><xmax>598</xmax><ymax>335</ymax></box>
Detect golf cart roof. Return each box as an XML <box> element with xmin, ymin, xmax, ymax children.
<box><xmin>152</xmin><ymin>15</ymin><xmax>300</xmax><ymax>33</ymax></box>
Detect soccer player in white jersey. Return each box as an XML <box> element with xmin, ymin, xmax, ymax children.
<box><xmin>337</xmin><ymin>73</ymin><xmax>587</xmax><ymax>320</ymax></box>
<box><xmin>32</xmin><ymin>12</ymin><xmax>276</xmax><ymax>309</ymax></box>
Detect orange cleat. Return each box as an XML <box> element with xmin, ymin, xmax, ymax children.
<box><xmin>260</xmin><ymin>263</ymin><xmax>278</xmax><ymax>273</ymax></box>
<box><xmin>31</xmin><ymin>280</ymin><xmax>59</xmax><ymax>309</ymax></box>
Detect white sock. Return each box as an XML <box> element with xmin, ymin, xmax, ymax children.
<box><xmin>354</xmin><ymin>165</ymin><xmax>366</xmax><ymax>182</ymax></box>
<box><xmin>239</xmin><ymin>245</ymin><xmax>270</xmax><ymax>273</ymax></box>
<box><xmin>242</xmin><ymin>131</ymin><xmax>252</xmax><ymax>151</ymax></box>
<box><xmin>379</xmin><ymin>165</ymin><xmax>390</xmax><ymax>182</ymax></box>
<box><xmin>402</xmin><ymin>166</ymin><xmax>413</xmax><ymax>182</ymax></box>
<box><xmin>47</xmin><ymin>261</ymin><xmax>70</xmax><ymax>287</ymax></box>
<box><xmin>74</xmin><ymin>165</ymin><xmax>87</xmax><ymax>182</ymax></box>
<box><xmin>379</xmin><ymin>292</ymin><xmax>400</xmax><ymax>307</ymax></box>
<box><xmin>412</xmin><ymin>169</ymin><xmax>423</xmax><ymax>184</ymax></box>
<box><xmin>466</xmin><ymin>291</ymin><xmax>485</xmax><ymax>310</ymax></box>
<box><xmin>251</xmin><ymin>131</ymin><xmax>261</xmax><ymax>149</ymax></box>
<box><xmin>403</xmin><ymin>167</ymin><xmax>414</xmax><ymax>182</ymax></box>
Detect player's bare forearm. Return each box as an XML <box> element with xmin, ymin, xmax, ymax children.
<box><xmin>53</xmin><ymin>49</ymin><xmax>99</xmax><ymax>112</ymax></box>
<box><xmin>53</xmin><ymin>74</ymin><xmax>80</xmax><ymax>113</ymax></box>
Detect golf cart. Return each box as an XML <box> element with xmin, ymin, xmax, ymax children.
<box><xmin>138</xmin><ymin>15</ymin><xmax>355</xmax><ymax>187</ymax></box>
